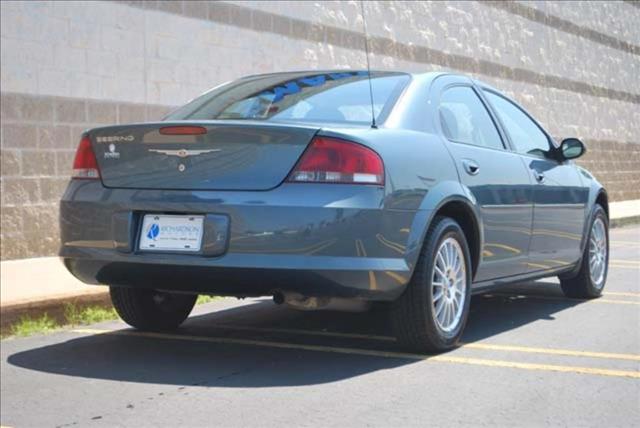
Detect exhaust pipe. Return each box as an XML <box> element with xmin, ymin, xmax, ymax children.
<box><xmin>277</xmin><ymin>292</ymin><xmax>370</xmax><ymax>312</ymax></box>
<box><xmin>272</xmin><ymin>292</ymin><xmax>285</xmax><ymax>305</ymax></box>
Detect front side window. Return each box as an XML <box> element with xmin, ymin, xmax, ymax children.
<box><xmin>484</xmin><ymin>91</ymin><xmax>551</xmax><ymax>158</ymax></box>
<box><xmin>439</xmin><ymin>86</ymin><xmax>504</xmax><ymax>150</ymax></box>
<box><xmin>165</xmin><ymin>71</ymin><xmax>410</xmax><ymax>125</ymax></box>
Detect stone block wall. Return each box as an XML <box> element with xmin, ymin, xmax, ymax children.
<box><xmin>0</xmin><ymin>92</ymin><xmax>171</xmax><ymax>259</ymax></box>
<box><xmin>1</xmin><ymin>0</ymin><xmax>638</xmax><ymax>260</ymax></box>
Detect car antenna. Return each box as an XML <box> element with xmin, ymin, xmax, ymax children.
<box><xmin>360</xmin><ymin>0</ymin><xmax>377</xmax><ymax>129</ymax></box>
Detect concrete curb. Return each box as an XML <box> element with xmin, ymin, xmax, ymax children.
<box><xmin>1</xmin><ymin>257</ymin><xmax>111</xmax><ymax>335</ymax></box>
<box><xmin>1</xmin><ymin>292</ymin><xmax>112</xmax><ymax>336</ymax></box>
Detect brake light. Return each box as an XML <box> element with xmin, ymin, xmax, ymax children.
<box><xmin>159</xmin><ymin>126</ymin><xmax>207</xmax><ymax>135</ymax></box>
<box><xmin>72</xmin><ymin>135</ymin><xmax>100</xmax><ymax>179</ymax></box>
<box><xmin>288</xmin><ymin>136</ymin><xmax>384</xmax><ymax>185</ymax></box>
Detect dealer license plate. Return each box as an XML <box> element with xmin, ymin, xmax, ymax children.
<box><xmin>139</xmin><ymin>214</ymin><xmax>204</xmax><ymax>252</ymax></box>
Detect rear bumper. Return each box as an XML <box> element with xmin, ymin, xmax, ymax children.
<box><xmin>60</xmin><ymin>180</ymin><xmax>425</xmax><ymax>301</ymax></box>
<box><xmin>62</xmin><ymin>254</ymin><xmax>409</xmax><ymax>300</ymax></box>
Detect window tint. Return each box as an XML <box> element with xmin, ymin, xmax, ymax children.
<box><xmin>165</xmin><ymin>71</ymin><xmax>410</xmax><ymax>125</ymax></box>
<box><xmin>439</xmin><ymin>86</ymin><xmax>504</xmax><ymax>150</ymax></box>
<box><xmin>484</xmin><ymin>91</ymin><xmax>551</xmax><ymax>157</ymax></box>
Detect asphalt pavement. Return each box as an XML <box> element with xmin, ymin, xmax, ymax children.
<box><xmin>1</xmin><ymin>226</ymin><xmax>639</xmax><ymax>427</ymax></box>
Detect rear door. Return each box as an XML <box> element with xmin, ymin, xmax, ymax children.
<box><xmin>432</xmin><ymin>76</ymin><xmax>534</xmax><ymax>282</ymax></box>
<box><xmin>482</xmin><ymin>90</ymin><xmax>588</xmax><ymax>270</ymax></box>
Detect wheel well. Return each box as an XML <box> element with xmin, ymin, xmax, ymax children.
<box><xmin>435</xmin><ymin>201</ymin><xmax>480</xmax><ymax>278</ymax></box>
<box><xmin>595</xmin><ymin>191</ymin><xmax>609</xmax><ymax>219</ymax></box>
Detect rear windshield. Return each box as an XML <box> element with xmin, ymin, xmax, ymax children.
<box><xmin>165</xmin><ymin>71</ymin><xmax>410</xmax><ymax>125</ymax></box>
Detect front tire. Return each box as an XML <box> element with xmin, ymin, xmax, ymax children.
<box><xmin>110</xmin><ymin>287</ymin><xmax>197</xmax><ymax>331</ymax></box>
<box><xmin>560</xmin><ymin>204</ymin><xmax>609</xmax><ymax>298</ymax></box>
<box><xmin>391</xmin><ymin>216</ymin><xmax>472</xmax><ymax>352</ymax></box>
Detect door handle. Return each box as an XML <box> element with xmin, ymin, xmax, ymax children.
<box><xmin>462</xmin><ymin>159</ymin><xmax>480</xmax><ymax>175</ymax></box>
<box><xmin>533</xmin><ymin>170</ymin><xmax>545</xmax><ymax>183</ymax></box>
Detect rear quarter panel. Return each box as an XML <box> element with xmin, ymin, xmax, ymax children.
<box><xmin>319</xmin><ymin>127</ymin><xmax>467</xmax><ymax>273</ymax></box>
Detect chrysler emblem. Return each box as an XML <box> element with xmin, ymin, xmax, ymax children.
<box><xmin>149</xmin><ymin>148</ymin><xmax>221</xmax><ymax>158</ymax></box>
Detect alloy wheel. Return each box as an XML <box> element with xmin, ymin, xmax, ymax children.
<box><xmin>432</xmin><ymin>237</ymin><xmax>467</xmax><ymax>332</ymax></box>
<box><xmin>589</xmin><ymin>217</ymin><xmax>607</xmax><ymax>289</ymax></box>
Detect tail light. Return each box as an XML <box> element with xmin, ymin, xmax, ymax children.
<box><xmin>72</xmin><ymin>135</ymin><xmax>100</xmax><ymax>179</ymax></box>
<box><xmin>287</xmin><ymin>137</ymin><xmax>384</xmax><ymax>185</ymax></box>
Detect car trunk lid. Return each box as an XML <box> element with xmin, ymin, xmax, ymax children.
<box><xmin>90</xmin><ymin>121</ymin><xmax>319</xmax><ymax>190</ymax></box>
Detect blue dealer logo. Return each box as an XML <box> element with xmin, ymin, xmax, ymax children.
<box><xmin>146</xmin><ymin>223</ymin><xmax>160</xmax><ymax>240</ymax></box>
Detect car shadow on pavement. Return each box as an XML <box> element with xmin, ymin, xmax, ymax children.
<box><xmin>6</xmin><ymin>280</ymin><xmax>582</xmax><ymax>388</ymax></box>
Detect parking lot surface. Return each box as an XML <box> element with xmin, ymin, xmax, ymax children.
<box><xmin>1</xmin><ymin>226</ymin><xmax>639</xmax><ymax>427</ymax></box>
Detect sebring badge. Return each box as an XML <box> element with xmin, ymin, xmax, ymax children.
<box><xmin>97</xmin><ymin>135</ymin><xmax>134</xmax><ymax>143</ymax></box>
<box><xmin>148</xmin><ymin>149</ymin><xmax>221</xmax><ymax>158</ymax></box>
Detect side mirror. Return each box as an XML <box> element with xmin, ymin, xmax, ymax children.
<box><xmin>559</xmin><ymin>138</ymin><xmax>586</xmax><ymax>160</ymax></box>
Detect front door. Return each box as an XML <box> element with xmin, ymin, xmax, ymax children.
<box><xmin>482</xmin><ymin>91</ymin><xmax>588</xmax><ymax>271</ymax></box>
<box><xmin>432</xmin><ymin>78</ymin><xmax>534</xmax><ymax>282</ymax></box>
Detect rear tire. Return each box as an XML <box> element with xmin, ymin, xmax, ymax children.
<box><xmin>559</xmin><ymin>204</ymin><xmax>608</xmax><ymax>298</ymax></box>
<box><xmin>391</xmin><ymin>216</ymin><xmax>472</xmax><ymax>353</ymax></box>
<box><xmin>110</xmin><ymin>287</ymin><xmax>197</xmax><ymax>331</ymax></box>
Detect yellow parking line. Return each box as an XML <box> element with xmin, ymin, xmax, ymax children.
<box><xmin>432</xmin><ymin>356</ymin><xmax>638</xmax><ymax>379</ymax></box>
<box><xmin>377</xmin><ymin>234</ymin><xmax>406</xmax><ymax>251</ymax></box>
<box><xmin>355</xmin><ymin>239</ymin><xmax>368</xmax><ymax>257</ymax></box>
<box><xmin>207</xmin><ymin>324</ymin><xmax>396</xmax><ymax>341</ymax></box>
<box><xmin>385</xmin><ymin>270</ymin><xmax>406</xmax><ymax>284</ymax></box>
<box><xmin>485</xmin><ymin>243</ymin><xmax>522</xmax><ymax>254</ymax></box>
<box><xmin>610</xmin><ymin>259</ymin><xmax>640</xmax><ymax>265</ymax></box>
<box><xmin>576</xmin><ymin>298</ymin><xmax>638</xmax><ymax>305</ymax></box>
<box><xmin>526</xmin><ymin>262</ymin><xmax>551</xmax><ymax>270</ymax></box>
<box><xmin>190</xmin><ymin>324</ymin><xmax>640</xmax><ymax>362</ymax></box>
<box><xmin>460</xmin><ymin>342</ymin><xmax>640</xmax><ymax>362</ymax></box>
<box><xmin>355</xmin><ymin>239</ymin><xmax>377</xmax><ymax>290</ymax></box>
<box><xmin>375</xmin><ymin>234</ymin><xmax>405</xmax><ymax>255</ymax></box>
<box><xmin>368</xmin><ymin>272</ymin><xmax>378</xmax><ymax>290</ymax></box>
<box><xmin>201</xmin><ymin>325</ymin><xmax>640</xmax><ymax>362</ymax></box>
<box><xmin>71</xmin><ymin>328</ymin><xmax>640</xmax><ymax>379</ymax></box>
<box><xmin>488</xmin><ymin>293</ymin><xmax>640</xmax><ymax>306</ymax></box>
<box><xmin>308</xmin><ymin>239</ymin><xmax>339</xmax><ymax>255</ymax></box>
<box><xmin>605</xmin><ymin>291</ymin><xmax>640</xmax><ymax>298</ymax></box>
<box><xmin>543</xmin><ymin>259</ymin><xmax>572</xmax><ymax>266</ymax></box>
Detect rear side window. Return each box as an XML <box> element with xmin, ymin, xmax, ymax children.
<box><xmin>165</xmin><ymin>71</ymin><xmax>410</xmax><ymax>125</ymax></box>
<box><xmin>483</xmin><ymin>91</ymin><xmax>551</xmax><ymax>158</ymax></box>
<box><xmin>439</xmin><ymin>86</ymin><xmax>504</xmax><ymax>150</ymax></box>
